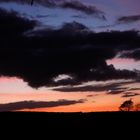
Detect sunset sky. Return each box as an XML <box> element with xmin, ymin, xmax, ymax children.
<box><xmin>0</xmin><ymin>0</ymin><xmax>140</xmax><ymax>112</ymax></box>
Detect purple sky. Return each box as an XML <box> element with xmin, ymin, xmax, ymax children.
<box><xmin>0</xmin><ymin>0</ymin><xmax>140</xmax><ymax>31</ymax></box>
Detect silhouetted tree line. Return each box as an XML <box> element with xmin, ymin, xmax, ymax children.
<box><xmin>119</xmin><ymin>99</ymin><xmax>140</xmax><ymax>111</ymax></box>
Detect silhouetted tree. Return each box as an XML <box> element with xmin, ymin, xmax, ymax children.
<box><xmin>119</xmin><ymin>99</ymin><xmax>134</xmax><ymax>111</ymax></box>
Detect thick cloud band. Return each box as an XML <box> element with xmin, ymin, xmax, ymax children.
<box><xmin>0</xmin><ymin>9</ymin><xmax>140</xmax><ymax>88</ymax></box>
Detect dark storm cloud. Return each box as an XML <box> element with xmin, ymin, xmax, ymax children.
<box><xmin>0</xmin><ymin>8</ymin><xmax>36</xmax><ymax>36</ymax></box>
<box><xmin>0</xmin><ymin>99</ymin><xmax>85</xmax><ymax>112</ymax></box>
<box><xmin>0</xmin><ymin>0</ymin><xmax>105</xmax><ymax>19</ymax></box>
<box><xmin>117</xmin><ymin>15</ymin><xmax>140</xmax><ymax>24</ymax></box>
<box><xmin>0</xmin><ymin>8</ymin><xmax>140</xmax><ymax>88</ymax></box>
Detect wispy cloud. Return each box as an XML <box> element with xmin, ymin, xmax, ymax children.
<box><xmin>87</xmin><ymin>94</ymin><xmax>98</xmax><ymax>97</ymax></box>
<box><xmin>120</xmin><ymin>49</ymin><xmax>140</xmax><ymax>60</ymax></box>
<box><xmin>60</xmin><ymin>0</ymin><xmax>106</xmax><ymax>20</ymax></box>
<box><xmin>0</xmin><ymin>0</ymin><xmax>106</xmax><ymax>19</ymax></box>
<box><xmin>0</xmin><ymin>99</ymin><xmax>86</xmax><ymax>112</ymax></box>
<box><xmin>121</xmin><ymin>92</ymin><xmax>140</xmax><ymax>98</ymax></box>
<box><xmin>117</xmin><ymin>15</ymin><xmax>140</xmax><ymax>24</ymax></box>
<box><xmin>94</xmin><ymin>14</ymin><xmax>140</xmax><ymax>30</ymax></box>
<box><xmin>53</xmin><ymin>80</ymin><xmax>135</xmax><ymax>92</ymax></box>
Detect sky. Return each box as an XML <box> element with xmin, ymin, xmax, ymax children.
<box><xmin>0</xmin><ymin>0</ymin><xmax>140</xmax><ymax>112</ymax></box>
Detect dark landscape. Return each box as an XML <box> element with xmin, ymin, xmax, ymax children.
<box><xmin>1</xmin><ymin>112</ymin><xmax>140</xmax><ymax>127</ymax></box>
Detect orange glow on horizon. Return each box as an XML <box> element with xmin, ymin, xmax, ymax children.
<box><xmin>17</xmin><ymin>104</ymin><xmax>119</xmax><ymax>112</ymax></box>
<box><xmin>0</xmin><ymin>77</ymin><xmax>140</xmax><ymax>112</ymax></box>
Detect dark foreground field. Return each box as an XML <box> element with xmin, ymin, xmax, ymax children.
<box><xmin>1</xmin><ymin>112</ymin><xmax>140</xmax><ymax>137</ymax></box>
<box><xmin>0</xmin><ymin>112</ymin><xmax>139</xmax><ymax>139</ymax></box>
<box><xmin>1</xmin><ymin>111</ymin><xmax>140</xmax><ymax>127</ymax></box>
